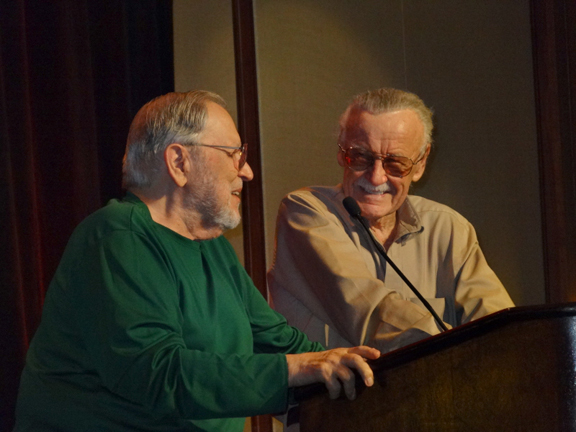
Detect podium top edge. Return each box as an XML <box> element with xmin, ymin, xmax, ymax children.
<box><xmin>372</xmin><ymin>301</ymin><xmax>576</xmax><ymax>367</ymax></box>
<box><xmin>291</xmin><ymin>302</ymin><xmax>576</xmax><ymax>403</ymax></box>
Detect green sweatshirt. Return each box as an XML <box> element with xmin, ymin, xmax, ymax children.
<box><xmin>15</xmin><ymin>194</ymin><xmax>322</xmax><ymax>431</ymax></box>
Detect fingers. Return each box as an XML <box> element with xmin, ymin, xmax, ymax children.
<box><xmin>286</xmin><ymin>346</ymin><xmax>381</xmax><ymax>400</ymax></box>
<box><xmin>325</xmin><ymin>373</ymin><xmax>343</xmax><ymax>400</ymax></box>
<box><xmin>323</xmin><ymin>361</ymin><xmax>355</xmax><ymax>400</ymax></box>
<box><xmin>345</xmin><ymin>346</ymin><xmax>380</xmax><ymax>387</ymax></box>
<box><xmin>331</xmin><ymin>353</ymin><xmax>371</xmax><ymax>397</ymax></box>
<box><xmin>322</xmin><ymin>347</ymin><xmax>379</xmax><ymax>400</ymax></box>
<box><xmin>337</xmin><ymin>364</ymin><xmax>356</xmax><ymax>400</ymax></box>
<box><xmin>349</xmin><ymin>345</ymin><xmax>381</xmax><ymax>360</ymax></box>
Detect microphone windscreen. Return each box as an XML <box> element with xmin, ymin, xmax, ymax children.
<box><xmin>342</xmin><ymin>197</ymin><xmax>362</xmax><ymax>217</ymax></box>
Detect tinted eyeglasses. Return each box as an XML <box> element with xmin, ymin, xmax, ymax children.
<box><xmin>338</xmin><ymin>143</ymin><xmax>424</xmax><ymax>178</ymax></box>
<box><xmin>191</xmin><ymin>143</ymin><xmax>248</xmax><ymax>170</ymax></box>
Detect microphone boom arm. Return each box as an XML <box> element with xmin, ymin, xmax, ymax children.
<box><xmin>343</xmin><ymin>197</ymin><xmax>449</xmax><ymax>332</ymax></box>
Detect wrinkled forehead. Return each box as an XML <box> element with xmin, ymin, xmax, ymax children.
<box><xmin>338</xmin><ymin>106</ymin><xmax>370</xmax><ymax>143</ymax></box>
<box><xmin>338</xmin><ymin>105</ymin><xmax>425</xmax><ymax>148</ymax></box>
<box><xmin>339</xmin><ymin>104</ymin><xmax>410</xmax><ymax>137</ymax></box>
<box><xmin>199</xmin><ymin>101</ymin><xmax>241</xmax><ymax>145</ymax></box>
<box><xmin>339</xmin><ymin>105</ymin><xmax>389</xmax><ymax>144</ymax></box>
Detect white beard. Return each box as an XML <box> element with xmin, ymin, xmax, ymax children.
<box><xmin>182</xmin><ymin>161</ymin><xmax>241</xmax><ymax>233</ymax></box>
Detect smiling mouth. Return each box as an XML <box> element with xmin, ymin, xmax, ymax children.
<box><xmin>361</xmin><ymin>189</ymin><xmax>389</xmax><ymax>195</ymax></box>
<box><xmin>232</xmin><ymin>191</ymin><xmax>241</xmax><ymax>197</ymax></box>
<box><xmin>358</xmin><ymin>185</ymin><xmax>392</xmax><ymax>195</ymax></box>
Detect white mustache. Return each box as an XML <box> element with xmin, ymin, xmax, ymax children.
<box><xmin>355</xmin><ymin>176</ymin><xmax>394</xmax><ymax>194</ymax></box>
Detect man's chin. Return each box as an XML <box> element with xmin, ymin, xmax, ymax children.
<box><xmin>222</xmin><ymin>210</ymin><xmax>242</xmax><ymax>231</ymax></box>
<box><xmin>356</xmin><ymin>191</ymin><xmax>393</xmax><ymax>206</ymax></box>
<box><xmin>357</xmin><ymin>199</ymin><xmax>395</xmax><ymax>220</ymax></box>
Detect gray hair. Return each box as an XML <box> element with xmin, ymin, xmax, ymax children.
<box><xmin>339</xmin><ymin>88</ymin><xmax>433</xmax><ymax>151</ymax></box>
<box><xmin>122</xmin><ymin>90</ymin><xmax>226</xmax><ymax>190</ymax></box>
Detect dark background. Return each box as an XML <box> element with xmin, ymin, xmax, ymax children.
<box><xmin>1</xmin><ymin>1</ymin><xmax>174</xmax><ymax>429</ymax></box>
<box><xmin>1</xmin><ymin>1</ymin><xmax>575</xmax><ymax>431</ymax></box>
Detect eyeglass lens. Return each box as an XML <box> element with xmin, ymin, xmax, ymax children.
<box><xmin>238</xmin><ymin>144</ymin><xmax>248</xmax><ymax>169</ymax></box>
<box><xmin>344</xmin><ymin>147</ymin><xmax>412</xmax><ymax>177</ymax></box>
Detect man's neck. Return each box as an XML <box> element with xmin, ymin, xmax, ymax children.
<box><xmin>369</xmin><ymin>212</ymin><xmax>398</xmax><ymax>251</ymax></box>
<box><xmin>131</xmin><ymin>189</ymin><xmax>223</xmax><ymax>241</ymax></box>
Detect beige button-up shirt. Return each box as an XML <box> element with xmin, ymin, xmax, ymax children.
<box><xmin>268</xmin><ymin>185</ymin><xmax>514</xmax><ymax>353</ymax></box>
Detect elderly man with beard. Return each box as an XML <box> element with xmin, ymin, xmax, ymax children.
<box><xmin>14</xmin><ymin>91</ymin><xmax>380</xmax><ymax>432</ymax></box>
<box><xmin>268</xmin><ymin>88</ymin><xmax>514</xmax><ymax>354</ymax></box>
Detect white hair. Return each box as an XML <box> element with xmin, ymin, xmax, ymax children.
<box><xmin>122</xmin><ymin>90</ymin><xmax>226</xmax><ymax>190</ymax></box>
<box><xmin>339</xmin><ymin>88</ymin><xmax>433</xmax><ymax>152</ymax></box>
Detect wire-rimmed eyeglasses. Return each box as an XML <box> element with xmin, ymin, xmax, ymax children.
<box><xmin>338</xmin><ymin>143</ymin><xmax>424</xmax><ymax>178</ymax></box>
<box><xmin>190</xmin><ymin>143</ymin><xmax>248</xmax><ymax>170</ymax></box>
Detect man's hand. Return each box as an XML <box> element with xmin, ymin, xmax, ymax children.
<box><xmin>286</xmin><ymin>346</ymin><xmax>380</xmax><ymax>400</ymax></box>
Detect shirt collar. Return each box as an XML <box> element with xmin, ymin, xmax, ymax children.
<box><xmin>395</xmin><ymin>196</ymin><xmax>424</xmax><ymax>243</ymax></box>
<box><xmin>335</xmin><ymin>185</ymin><xmax>424</xmax><ymax>243</ymax></box>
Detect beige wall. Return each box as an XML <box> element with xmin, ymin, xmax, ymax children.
<box><xmin>174</xmin><ymin>0</ymin><xmax>544</xmax><ymax>307</ymax></box>
<box><xmin>172</xmin><ymin>0</ymin><xmax>244</xmax><ymax>262</ymax></box>
<box><xmin>254</xmin><ymin>0</ymin><xmax>543</xmax><ymax>306</ymax></box>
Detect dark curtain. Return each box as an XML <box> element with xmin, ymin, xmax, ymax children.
<box><xmin>0</xmin><ymin>1</ymin><xmax>174</xmax><ymax>429</ymax></box>
<box><xmin>531</xmin><ymin>0</ymin><xmax>576</xmax><ymax>303</ymax></box>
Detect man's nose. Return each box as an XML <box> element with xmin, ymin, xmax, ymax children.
<box><xmin>366</xmin><ymin>159</ymin><xmax>388</xmax><ymax>185</ymax></box>
<box><xmin>240</xmin><ymin>161</ymin><xmax>254</xmax><ymax>181</ymax></box>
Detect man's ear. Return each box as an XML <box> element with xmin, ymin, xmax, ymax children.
<box><xmin>411</xmin><ymin>144</ymin><xmax>431</xmax><ymax>182</ymax></box>
<box><xmin>164</xmin><ymin>143</ymin><xmax>190</xmax><ymax>187</ymax></box>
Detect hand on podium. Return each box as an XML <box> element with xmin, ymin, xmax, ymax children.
<box><xmin>286</xmin><ymin>346</ymin><xmax>380</xmax><ymax>400</ymax></box>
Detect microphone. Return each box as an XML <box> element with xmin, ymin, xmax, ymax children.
<box><xmin>342</xmin><ymin>196</ymin><xmax>448</xmax><ymax>332</ymax></box>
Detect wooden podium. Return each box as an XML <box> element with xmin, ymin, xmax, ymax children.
<box><xmin>293</xmin><ymin>303</ymin><xmax>576</xmax><ymax>431</ymax></box>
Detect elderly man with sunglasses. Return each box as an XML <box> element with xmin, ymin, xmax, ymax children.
<box><xmin>268</xmin><ymin>88</ymin><xmax>514</xmax><ymax>355</ymax></box>
<box><xmin>14</xmin><ymin>91</ymin><xmax>380</xmax><ymax>432</ymax></box>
